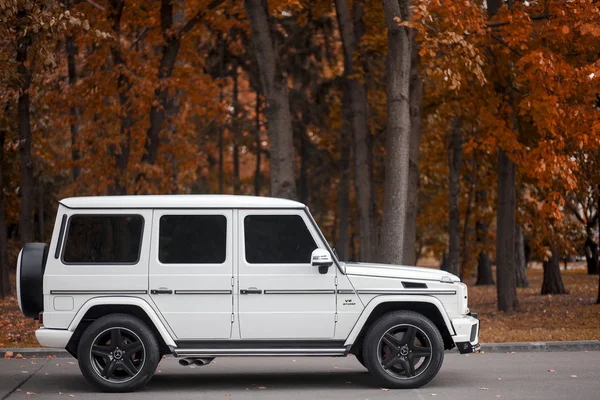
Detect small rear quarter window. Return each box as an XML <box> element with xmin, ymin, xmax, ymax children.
<box><xmin>62</xmin><ymin>215</ymin><xmax>144</xmax><ymax>264</ymax></box>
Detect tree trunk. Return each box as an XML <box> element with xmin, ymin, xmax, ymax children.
<box><xmin>402</xmin><ymin>27</ymin><xmax>423</xmax><ymax>266</ymax></box>
<box><xmin>515</xmin><ymin>224</ymin><xmax>529</xmax><ymax>288</ymax></box>
<box><xmin>496</xmin><ymin>148</ymin><xmax>518</xmax><ymax>312</ymax></box>
<box><xmin>476</xmin><ymin>252</ymin><xmax>494</xmax><ymax>286</ymax></box>
<box><xmin>584</xmin><ymin>235</ymin><xmax>599</xmax><ymax>275</ymax></box>
<box><xmin>141</xmin><ymin>0</ymin><xmax>180</xmax><ymax>170</ymax></box>
<box><xmin>37</xmin><ymin>183</ymin><xmax>44</xmax><ymax>241</ymax></box>
<box><xmin>379</xmin><ymin>0</ymin><xmax>412</xmax><ymax>264</ymax></box>
<box><xmin>232</xmin><ymin>62</ymin><xmax>241</xmax><ymax>194</ymax></box>
<box><xmin>335</xmin><ymin>0</ymin><xmax>372</xmax><ymax>260</ymax></box>
<box><xmin>446</xmin><ymin>118</ymin><xmax>461</xmax><ymax>276</ymax></box>
<box><xmin>475</xmin><ymin>189</ymin><xmax>494</xmax><ymax>285</ymax></box>
<box><xmin>139</xmin><ymin>0</ymin><xmax>225</xmax><ymax>186</ymax></box>
<box><xmin>0</xmin><ymin>130</ymin><xmax>10</xmax><ymax>298</ymax></box>
<box><xmin>440</xmin><ymin>252</ymin><xmax>448</xmax><ymax>271</ymax></box>
<box><xmin>65</xmin><ymin>2</ymin><xmax>81</xmax><ymax>183</ymax></box>
<box><xmin>244</xmin><ymin>0</ymin><xmax>296</xmax><ymax>200</ymax></box>
<box><xmin>336</xmin><ymin>84</ymin><xmax>351</xmax><ymax>261</ymax></box>
<box><xmin>218</xmin><ymin>36</ymin><xmax>225</xmax><ymax>194</ymax></box>
<box><xmin>108</xmin><ymin>0</ymin><xmax>132</xmax><ymax>195</ymax></box>
<box><xmin>254</xmin><ymin>89</ymin><xmax>261</xmax><ymax>196</ymax></box>
<box><xmin>541</xmin><ymin>245</ymin><xmax>567</xmax><ymax>295</ymax></box>
<box><xmin>17</xmin><ymin>26</ymin><xmax>35</xmax><ymax>245</ymax></box>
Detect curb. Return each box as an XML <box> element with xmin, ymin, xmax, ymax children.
<box><xmin>2</xmin><ymin>348</ymin><xmax>71</xmax><ymax>358</ymax></box>
<box><xmin>3</xmin><ymin>341</ymin><xmax>600</xmax><ymax>358</ymax></box>
<box><xmin>479</xmin><ymin>340</ymin><xmax>600</xmax><ymax>353</ymax></box>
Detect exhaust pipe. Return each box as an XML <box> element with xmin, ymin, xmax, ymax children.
<box><xmin>179</xmin><ymin>357</ymin><xmax>215</xmax><ymax>367</ymax></box>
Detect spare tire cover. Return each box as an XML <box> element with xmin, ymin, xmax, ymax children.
<box><xmin>19</xmin><ymin>243</ymin><xmax>49</xmax><ymax>319</ymax></box>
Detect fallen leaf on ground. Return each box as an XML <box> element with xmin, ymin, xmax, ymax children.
<box><xmin>15</xmin><ymin>354</ymin><xmax>23</xmax><ymax>359</ymax></box>
<box><xmin>26</xmin><ymin>392</ymin><xmax>36</xmax><ymax>396</ymax></box>
<box><xmin>570</xmin><ymin>375</ymin><xmax>577</xmax><ymax>378</ymax></box>
<box><xmin>67</xmin><ymin>361</ymin><xmax>76</xmax><ymax>365</ymax></box>
<box><xmin>381</xmin><ymin>388</ymin><xmax>390</xmax><ymax>391</ymax></box>
<box><xmin>257</xmin><ymin>386</ymin><xmax>267</xmax><ymax>390</ymax></box>
<box><xmin>479</xmin><ymin>388</ymin><xmax>489</xmax><ymax>390</ymax></box>
<box><xmin>224</xmin><ymin>394</ymin><xmax>231</xmax><ymax>397</ymax></box>
<box><xmin>4</xmin><ymin>351</ymin><xmax>13</xmax><ymax>358</ymax></box>
<box><xmin>548</xmin><ymin>369</ymin><xmax>556</xmax><ymax>373</ymax></box>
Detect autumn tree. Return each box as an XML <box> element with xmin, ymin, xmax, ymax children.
<box><xmin>335</xmin><ymin>0</ymin><xmax>373</xmax><ymax>260</ymax></box>
<box><xmin>243</xmin><ymin>0</ymin><xmax>296</xmax><ymax>199</ymax></box>
<box><xmin>379</xmin><ymin>0</ymin><xmax>412</xmax><ymax>264</ymax></box>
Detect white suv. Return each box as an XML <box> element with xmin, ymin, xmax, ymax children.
<box><xmin>17</xmin><ymin>195</ymin><xmax>479</xmax><ymax>392</ymax></box>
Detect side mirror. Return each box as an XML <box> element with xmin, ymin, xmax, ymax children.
<box><xmin>311</xmin><ymin>249</ymin><xmax>333</xmax><ymax>274</ymax></box>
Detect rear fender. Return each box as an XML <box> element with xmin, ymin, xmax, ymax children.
<box><xmin>68</xmin><ymin>297</ymin><xmax>176</xmax><ymax>347</ymax></box>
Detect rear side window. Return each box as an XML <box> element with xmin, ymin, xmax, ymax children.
<box><xmin>63</xmin><ymin>215</ymin><xmax>144</xmax><ymax>264</ymax></box>
<box><xmin>244</xmin><ymin>215</ymin><xmax>317</xmax><ymax>264</ymax></box>
<box><xmin>159</xmin><ymin>215</ymin><xmax>227</xmax><ymax>264</ymax></box>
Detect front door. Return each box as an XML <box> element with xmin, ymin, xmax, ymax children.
<box><xmin>237</xmin><ymin>209</ymin><xmax>336</xmax><ymax>339</ymax></box>
<box><xmin>149</xmin><ymin>209</ymin><xmax>233</xmax><ymax>340</ymax></box>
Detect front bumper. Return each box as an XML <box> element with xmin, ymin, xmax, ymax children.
<box><xmin>35</xmin><ymin>328</ymin><xmax>73</xmax><ymax>349</ymax></box>
<box><xmin>452</xmin><ymin>312</ymin><xmax>480</xmax><ymax>354</ymax></box>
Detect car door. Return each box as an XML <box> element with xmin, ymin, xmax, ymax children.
<box><xmin>237</xmin><ymin>209</ymin><xmax>336</xmax><ymax>339</ymax></box>
<box><xmin>149</xmin><ymin>209</ymin><xmax>234</xmax><ymax>340</ymax></box>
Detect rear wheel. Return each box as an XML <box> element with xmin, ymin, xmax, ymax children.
<box><xmin>362</xmin><ymin>311</ymin><xmax>444</xmax><ymax>389</ymax></box>
<box><xmin>77</xmin><ymin>314</ymin><xmax>160</xmax><ymax>392</ymax></box>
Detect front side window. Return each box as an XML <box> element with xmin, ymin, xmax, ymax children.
<box><xmin>244</xmin><ymin>214</ymin><xmax>317</xmax><ymax>264</ymax></box>
<box><xmin>159</xmin><ymin>215</ymin><xmax>227</xmax><ymax>264</ymax></box>
<box><xmin>63</xmin><ymin>215</ymin><xmax>143</xmax><ymax>264</ymax></box>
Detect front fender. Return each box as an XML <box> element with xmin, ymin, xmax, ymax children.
<box><xmin>67</xmin><ymin>296</ymin><xmax>176</xmax><ymax>347</ymax></box>
<box><xmin>343</xmin><ymin>295</ymin><xmax>455</xmax><ymax>347</ymax></box>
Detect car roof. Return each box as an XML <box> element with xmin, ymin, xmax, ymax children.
<box><xmin>59</xmin><ymin>195</ymin><xmax>306</xmax><ymax>209</ymax></box>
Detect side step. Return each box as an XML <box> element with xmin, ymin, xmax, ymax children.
<box><xmin>174</xmin><ymin>348</ymin><xmax>349</xmax><ymax>357</ymax></box>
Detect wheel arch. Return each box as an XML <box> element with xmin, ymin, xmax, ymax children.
<box><xmin>66</xmin><ymin>297</ymin><xmax>175</xmax><ymax>358</ymax></box>
<box><xmin>344</xmin><ymin>296</ymin><xmax>456</xmax><ymax>354</ymax></box>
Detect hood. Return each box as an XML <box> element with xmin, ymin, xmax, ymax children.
<box><xmin>342</xmin><ymin>261</ymin><xmax>460</xmax><ymax>283</ymax></box>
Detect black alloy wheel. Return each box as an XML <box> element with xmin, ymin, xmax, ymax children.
<box><xmin>78</xmin><ymin>314</ymin><xmax>160</xmax><ymax>392</ymax></box>
<box><xmin>377</xmin><ymin>324</ymin><xmax>432</xmax><ymax>379</ymax></box>
<box><xmin>362</xmin><ymin>311</ymin><xmax>444</xmax><ymax>389</ymax></box>
<box><xmin>89</xmin><ymin>327</ymin><xmax>145</xmax><ymax>383</ymax></box>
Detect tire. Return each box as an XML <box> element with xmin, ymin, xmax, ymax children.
<box><xmin>362</xmin><ymin>311</ymin><xmax>444</xmax><ymax>389</ymax></box>
<box><xmin>354</xmin><ymin>352</ymin><xmax>367</xmax><ymax>369</ymax></box>
<box><xmin>77</xmin><ymin>314</ymin><xmax>160</xmax><ymax>392</ymax></box>
<box><xmin>18</xmin><ymin>243</ymin><xmax>49</xmax><ymax>318</ymax></box>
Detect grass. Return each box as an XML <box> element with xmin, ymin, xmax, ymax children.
<box><xmin>1</xmin><ymin>267</ymin><xmax>599</xmax><ymax>348</ymax></box>
<box><xmin>466</xmin><ymin>265</ymin><xmax>600</xmax><ymax>343</ymax></box>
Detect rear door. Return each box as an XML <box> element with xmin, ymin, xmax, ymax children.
<box><xmin>149</xmin><ymin>209</ymin><xmax>233</xmax><ymax>340</ymax></box>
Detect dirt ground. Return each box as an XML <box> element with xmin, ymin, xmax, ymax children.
<box><xmin>1</xmin><ymin>267</ymin><xmax>599</xmax><ymax>348</ymax></box>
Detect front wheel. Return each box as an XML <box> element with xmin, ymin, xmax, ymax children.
<box><xmin>77</xmin><ymin>314</ymin><xmax>160</xmax><ymax>392</ymax></box>
<box><xmin>362</xmin><ymin>311</ymin><xmax>444</xmax><ymax>389</ymax></box>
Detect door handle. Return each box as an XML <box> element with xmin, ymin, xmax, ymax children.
<box><xmin>151</xmin><ymin>289</ymin><xmax>173</xmax><ymax>295</ymax></box>
<box><xmin>240</xmin><ymin>288</ymin><xmax>263</xmax><ymax>295</ymax></box>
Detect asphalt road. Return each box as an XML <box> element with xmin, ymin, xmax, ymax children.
<box><xmin>1</xmin><ymin>351</ymin><xmax>599</xmax><ymax>400</ymax></box>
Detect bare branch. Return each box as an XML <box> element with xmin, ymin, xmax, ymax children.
<box><xmin>84</xmin><ymin>0</ymin><xmax>105</xmax><ymax>11</ymax></box>
<box><xmin>180</xmin><ymin>0</ymin><xmax>226</xmax><ymax>36</ymax></box>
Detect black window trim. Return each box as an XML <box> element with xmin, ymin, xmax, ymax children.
<box><xmin>243</xmin><ymin>212</ymin><xmax>320</xmax><ymax>265</ymax></box>
<box><xmin>157</xmin><ymin>213</ymin><xmax>228</xmax><ymax>265</ymax></box>
<box><xmin>61</xmin><ymin>213</ymin><xmax>145</xmax><ymax>266</ymax></box>
<box><xmin>54</xmin><ymin>214</ymin><xmax>67</xmax><ymax>259</ymax></box>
